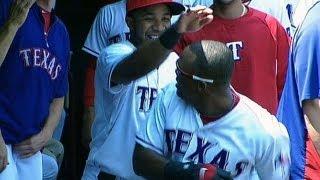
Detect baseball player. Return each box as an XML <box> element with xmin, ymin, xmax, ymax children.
<box><xmin>277</xmin><ymin>1</ymin><xmax>320</xmax><ymax>179</ymax></box>
<box><xmin>82</xmin><ymin>0</ymin><xmax>213</xmax><ymax>179</ymax></box>
<box><xmin>81</xmin><ymin>0</ymin><xmax>130</xmax><ymax>148</ymax></box>
<box><xmin>134</xmin><ymin>40</ymin><xmax>291</xmax><ymax>179</ymax></box>
<box><xmin>0</xmin><ymin>0</ymin><xmax>70</xmax><ymax>179</ymax></box>
<box><xmin>174</xmin><ymin>0</ymin><xmax>290</xmax><ymax>115</ymax></box>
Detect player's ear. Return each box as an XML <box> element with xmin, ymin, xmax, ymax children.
<box><xmin>197</xmin><ymin>81</ymin><xmax>207</xmax><ymax>93</ymax></box>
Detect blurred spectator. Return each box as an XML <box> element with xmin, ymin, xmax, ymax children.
<box><xmin>277</xmin><ymin>1</ymin><xmax>320</xmax><ymax>179</ymax></box>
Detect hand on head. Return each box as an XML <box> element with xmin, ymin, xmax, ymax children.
<box><xmin>176</xmin><ymin>5</ymin><xmax>214</xmax><ymax>33</ymax></box>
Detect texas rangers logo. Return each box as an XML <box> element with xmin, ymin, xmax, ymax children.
<box><xmin>19</xmin><ymin>48</ymin><xmax>62</xmax><ymax>80</ymax></box>
<box><xmin>136</xmin><ymin>86</ymin><xmax>158</xmax><ymax>112</ymax></box>
<box><xmin>226</xmin><ymin>41</ymin><xmax>243</xmax><ymax>61</ymax></box>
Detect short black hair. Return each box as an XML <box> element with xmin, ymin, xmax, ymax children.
<box><xmin>190</xmin><ymin>40</ymin><xmax>234</xmax><ymax>85</ymax></box>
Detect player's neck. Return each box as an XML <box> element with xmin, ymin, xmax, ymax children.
<box><xmin>37</xmin><ymin>0</ymin><xmax>55</xmax><ymax>12</ymax></box>
<box><xmin>212</xmin><ymin>0</ymin><xmax>247</xmax><ymax>19</ymax></box>
<box><xmin>197</xmin><ymin>88</ymin><xmax>235</xmax><ymax>117</ymax></box>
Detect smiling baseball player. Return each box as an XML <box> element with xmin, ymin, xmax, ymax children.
<box><xmin>82</xmin><ymin>1</ymin><xmax>214</xmax><ymax>179</ymax></box>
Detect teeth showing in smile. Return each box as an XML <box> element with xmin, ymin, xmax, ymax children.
<box><xmin>148</xmin><ymin>35</ymin><xmax>159</xmax><ymax>40</ymax></box>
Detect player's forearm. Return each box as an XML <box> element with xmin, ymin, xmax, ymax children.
<box><xmin>112</xmin><ymin>25</ymin><xmax>180</xmax><ymax>85</ymax></box>
<box><xmin>303</xmin><ymin>99</ymin><xmax>320</xmax><ymax>133</ymax></box>
<box><xmin>42</xmin><ymin>97</ymin><xmax>65</xmax><ymax>139</ymax></box>
<box><xmin>133</xmin><ymin>143</ymin><xmax>169</xmax><ymax>179</ymax></box>
<box><xmin>305</xmin><ymin>117</ymin><xmax>320</xmax><ymax>154</ymax></box>
<box><xmin>303</xmin><ymin>99</ymin><xmax>320</xmax><ymax>153</ymax></box>
<box><xmin>0</xmin><ymin>21</ymin><xmax>20</xmax><ymax>66</ymax></box>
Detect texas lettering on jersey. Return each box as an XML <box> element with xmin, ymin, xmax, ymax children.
<box><xmin>19</xmin><ymin>48</ymin><xmax>62</xmax><ymax>80</ymax></box>
<box><xmin>165</xmin><ymin>129</ymin><xmax>252</xmax><ymax>178</ymax></box>
<box><xmin>136</xmin><ymin>86</ymin><xmax>158</xmax><ymax>112</ymax></box>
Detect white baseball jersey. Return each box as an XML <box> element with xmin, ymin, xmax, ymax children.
<box><xmin>85</xmin><ymin>41</ymin><xmax>177</xmax><ymax>179</ymax></box>
<box><xmin>136</xmin><ymin>84</ymin><xmax>290</xmax><ymax>179</ymax></box>
<box><xmin>82</xmin><ymin>0</ymin><xmax>130</xmax><ymax>57</ymax></box>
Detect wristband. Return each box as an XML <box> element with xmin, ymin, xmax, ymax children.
<box><xmin>159</xmin><ymin>24</ymin><xmax>182</xmax><ymax>50</ymax></box>
<box><xmin>164</xmin><ymin>160</ymin><xmax>200</xmax><ymax>180</ymax></box>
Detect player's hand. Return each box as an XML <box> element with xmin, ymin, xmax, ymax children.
<box><xmin>8</xmin><ymin>0</ymin><xmax>37</xmax><ymax>28</ymax></box>
<box><xmin>164</xmin><ymin>161</ymin><xmax>233</xmax><ymax>180</ymax></box>
<box><xmin>175</xmin><ymin>5</ymin><xmax>213</xmax><ymax>33</ymax></box>
<box><xmin>199</xmin><ymin>164</ymin><xmax>233</xmax><ymax>180</ymax></box>
<box><xmin>13</xmin><ymin>130</ymin><xmax>51</xmax><ymax>158</ymax></box>
<box><xmin>0</xmin><ymin>135</ymin><xmax>8</xmax><ymax>172</ymax></box>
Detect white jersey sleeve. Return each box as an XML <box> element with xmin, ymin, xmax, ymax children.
<box><xmin>135</xmin><ymin>86</ymin><xmax>173</xmax><ymax>155</ymax></box>
<box><xmin>96</xmin><ymin>41</ymin><xmax>135</xmax><ymax>94</ymax></box>
<box><xmin>82</xmin><ymin>1</ymin><xmax>129</xmax><ymax>57</ymax></box>
<box><xmin>255</xmin><ymin>116</ymin><xmax>291</xmax><ymax>179</ymax></box>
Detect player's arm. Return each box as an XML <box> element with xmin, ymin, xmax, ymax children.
<box><xmin>134</xmin><ymin>143</ymin><xmax>233</xmax><ymax>180</ymax></box>
<box><xmin>111</xmin><ymin>7</ymin><xmax>213</xmax><ymax>85</ymax></box>
<box><xmin>255</xmin><ymin>121</ymin><xmax>291</xmax><ymax>179</ymax></box>
<box><xmin>303</xmin><ymin>99</ymin><xmax>320</xmax><ymax>153</ymax></box>
<box><xmin>14</xmin><ymin>97</ymin><xmax>64</xmax><ymax>158</ymax></box>
<box><xmin>133</xmin><ymin>143</ymin><xmax>169</xmax><ymax>178</ymax></box>
<box><xmin>0</xmin><ymin>0</ymin><xmax>36</xmax><ymax>66</ymax></box>
<box><xmin>41</xmin><ymin>97</ymin><xmax>65</xmax><ymax>141</ymax></box>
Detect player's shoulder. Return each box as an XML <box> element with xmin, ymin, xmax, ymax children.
<box><xmin>99</xmin><ymin>41</ymin><xmax>135</xmax><ymax>62</ymax></box>
<box><xmin>238</xmin><ymin>95</ymin><xmax>289</xmax><ymax>140</ymax></box>
<box><xmin>99</xmin><ymin>0</ymin><xmax>126</xmax><ymax>13</ymax></box>
<box><xmin>248</xmin><ymin>7</ymin><xmax>283</xmax><ymax>30</ymax></box>
<box><xmin>104</xmin><ymin>41</ymin><xmax>135</xmax><ymax>53</ymax></box>
<box><xmin>53</xmin><ymin>16</ymin><xmax>69</xmax><ymax>37</ymax></box>
<box><xmin>249</xmin><ymin>7</ymin><xmax>279</xmax><ymax>23</ymax></box>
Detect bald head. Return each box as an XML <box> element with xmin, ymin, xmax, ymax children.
<box><xmin>185</xmin><ymin>40</ymin><xmax>234</xmax><ymax>85</ymax></box>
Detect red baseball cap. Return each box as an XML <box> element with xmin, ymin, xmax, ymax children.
<box><xmin>127</xmin><ymin>0</ymin><xmax>185</xmax><ymax>15</ymax></box>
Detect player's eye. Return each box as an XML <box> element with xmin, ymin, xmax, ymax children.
<box><xmin>162</xmin><ymin>16</ymin><xmax>171</xmax><ymax>23</ymax></box>
<box><xmin>143</xmin><ymin>16</ymin><xmax>154</xmax><ymax>22</ymax></box>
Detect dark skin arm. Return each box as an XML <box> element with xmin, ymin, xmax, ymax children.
<box><xmin>133</xmin><ymin>143</ymin><xmax>169</xmax><ymax>179</ymax></box>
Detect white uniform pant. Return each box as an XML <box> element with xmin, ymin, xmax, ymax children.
<box><xmin>0</xmin><ymin>145</ymin><xmax>42</xmax><ymax>180</ymax></box>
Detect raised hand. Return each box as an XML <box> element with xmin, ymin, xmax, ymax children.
<box><xmin>175</xmin><ymin>5</ymin><xmax>214</xmax><ymax>33</ymax></box>
<box><xmin>8</xmin><ymin>0</ymin><xmax>37</xmax><ymax>28</ymax></box>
